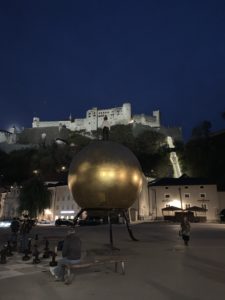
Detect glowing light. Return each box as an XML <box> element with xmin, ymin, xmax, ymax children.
<box><xmin>167</xmin><ymin>136</ymin><xmax>182</xmax><ymax>178</ymax></box>
<box><xmin>99</xmin><ymin>170</ymin><xmax>107</xmax><ymax>178</ymax></box>
<box><xmin>119</xmin><ymin>171</ymin><xmax>126</xmax><ymax>180</ymax></box>
<box><xmin>132</xmin><ymin>173</ymin><xmax>139</xmax><ymax>184</ymax></box>
<box><xmin>168</xmin><ymin>199</ymin><xmax>181</xmax><ymax>208</ymax></box>
<box><xmin>44</xmin><ymin>209</ymin><xmax>52</xmax><ymax>215</ymax></box>
<box><xmin>98</xmin><ymin>165</ymin><xmax>116</xmax><ymax>181</ymax></box>
<box><xmin>108</xmin><ymin>170</ymin><xmax>115</xmax><ymax>178</ymax></box>
<box><xmin>60</xmin><ymin>210</ymin><xmax>75</xmax><ymax>214</ymax></box>
<box><xmin>0</xmin><ymin>221</ymin><xmax>11</xmax><ymax>228</ymax></box>
<box><xmin>167</xmin><ymin>136</ymin><xmax>174</xmax><ymax>148</ymax></box>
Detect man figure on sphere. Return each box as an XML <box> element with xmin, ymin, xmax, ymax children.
<box><xmin>101</xmin><ymin>115</ymin><xmax>110</xmax><ymax>141</ymax></box>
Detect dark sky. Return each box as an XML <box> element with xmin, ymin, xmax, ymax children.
<box><xmin>0</xmin><ymin>0</ymin><xmax>225</xmax><ymax>140</ymax></box>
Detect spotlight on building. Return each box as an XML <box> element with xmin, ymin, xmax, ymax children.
<box><xmin>55</xmin><ymin>138</ymin><xmax>68</xmax><ymax>146</ymax></box>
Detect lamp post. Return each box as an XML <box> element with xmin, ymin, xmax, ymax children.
<box><xmin>151</xmin><ymin>188</ymin><xmax>157</xmax><ymax>220</ymax></box>
<box><xmin>178</xmin><ymin>187</ymin><xmax>183</xmax><ymax>210</ymax></box>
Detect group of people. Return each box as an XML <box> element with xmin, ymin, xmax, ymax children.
<box><xmin>11</xmin><ymin>213</ymin><xmax>190</xmax><ymax>282</ymax></box>
<box><xmin>10</xmin><ymin>215</ymin><xmax>81</xmax><ymax>282</ymax></box>
<box><xmin>10</xmin><ymin>216</ymin><xmax>33</xmax><ymax>252</ymax></box>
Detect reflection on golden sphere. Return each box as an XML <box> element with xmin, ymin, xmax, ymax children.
<box><xmin>68</xmin><ymin>141</ymin><xmax>143</xmax><ymax>209</ymax></box>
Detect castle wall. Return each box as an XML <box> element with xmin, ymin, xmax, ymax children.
<box><xmin>133</xmin><ymin>110</ymin><xmax>160</xmax><ymax>128</ymax></box>
<box><xmin>32</xmin><ymin>103</ymin><xmax>160</xmax><ymax>132</ymax></box>
<box><xmin>0</xmin><ymin>130</ymin><xmax>14</xmax><ymax>144</ymax></box>
<box><xmin>0</xmin><ymin>132</ymin><xmax>8</xmax><ymax>143</ymax></box>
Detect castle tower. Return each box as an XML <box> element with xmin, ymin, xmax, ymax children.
<box><xmin>153</xmin><ymin>110</ymin><xmax>160</xmax><ymax>127</ymax></box>
<box><xmin>122</xmin><ymin>103</ymin><xmax>132</xmax><ymax>123</ymax></box>
<box><xmin>85</xmin><ymin>107</ymin><xmax>98</xmax><ymax>131</ymax></box>
<box><xmin>32</xmin><ymin>117</ymin><xmax>40</xmax><ymax>128</ymax></box>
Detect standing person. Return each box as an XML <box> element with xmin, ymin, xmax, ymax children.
<box><xmin>101</xmin><ymin>115</ymin><xmax>110</xmax><ymax>141</ymax></box>
<box><xmin>10</xmin><ymin>217</ymin><xmax>20</xmax><ymax>249</ymax></box>
<box><xmin>19</xmin><ymin>216</ymin><xmax>32</xmax><ymax>253</ymax></box>
<box><xmin>180</xmin><ymin>215</ymin><xmax>191</xmax><ymax>246</ymax></box>
<box><xmin>50</xmin><ymin>228</ymin><xmax>81</xmax><ymax>281</ymax></box>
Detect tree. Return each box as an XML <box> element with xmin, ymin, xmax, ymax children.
<box><xmin>134</xmin><ymin>130</ymin><xmax>166</xmax><ymax>154</ymax></box>
<box><xmin>191</xmin><ymin>121</ymin><xmax>212</xmax><ymax>139</ymax></box>
<box><xmin>1</xmin><ymin>149</ymin><xmax>37</xmax><ymax>184</ymax></box>
<box><xmin>182</xmin><ymin>138</ymin><xmax>211</xmax><ymax>177</ymax></box>
<box><xmin>19</xmin><ymin>177</ymin><xmax>52</xmax><ymax>218</ymax></box>
<box><xmin>110</xmin><ymin>124</ymin><xmax>135</xmax><ymax>149</ymax></box>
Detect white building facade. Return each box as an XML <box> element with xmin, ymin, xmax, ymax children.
<box><xmin>32</xmin><ymin>103</ymin><xmax>160</xmax><ymax>132</ymax></box>
<box><xmin>46</xmin><ymin>184</ymin><xmax>80</xmax><ymax>221</ymax></box>
<box><xmin>44</xmin><ymin>180</ymin><xmax>150</xmax><ymax>223</ymax></box>
<box><xmin>149</xmin><ymin>177</ymin><xmax>220</xmax><ymax>221</ymax></box>
<box><xmin>0</xmin><ymin>184</ymin><xmax>20</xmax><ymax>219</ymax></box>
<box><xmin>1</xmin><ymin>178</ymin><xmax>223</xmax><ymax>223</ymax></box>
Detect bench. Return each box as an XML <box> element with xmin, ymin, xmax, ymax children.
<box><xmin>64</xmin><ymin>255</ymin><xmax>127</xmax><ymax>285</ymax></box>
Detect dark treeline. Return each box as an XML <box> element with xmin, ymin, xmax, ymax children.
<box><xmin>176</xmin><ymin>120</ymin><xmax>225</xmax><ymax>189</ymax></box>
<box><xmin>0</xmin><ymin>122</ymin><xmax>225</xmax><ymax>189</ymax></box>
<box><xmin>0</xmin><ymin>125</ymin><xmax>172</xmax><ymax>186</ymax></box>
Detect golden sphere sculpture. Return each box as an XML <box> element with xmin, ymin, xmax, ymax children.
<box><xmin>68</xmin><ymin>141</ymin><xmax>143</xmax><ymax>209</ymax></box>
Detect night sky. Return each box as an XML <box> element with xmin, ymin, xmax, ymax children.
<box><xmin>0</xmin><ymin>0</ymin><xmax>225</xmax><ymax>140</ymax></box>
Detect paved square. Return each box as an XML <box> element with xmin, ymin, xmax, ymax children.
<box><xmin>1</xmin><ymin>223</ymin><xmax>225</xmax><ymax>300</ymax></box>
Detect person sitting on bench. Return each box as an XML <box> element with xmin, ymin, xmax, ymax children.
<box><xmin>50</xmin><ymin>228</ymin><xmax>81</xmax><ymax>281</ymax></box>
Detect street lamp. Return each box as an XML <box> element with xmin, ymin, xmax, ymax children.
<box><xmin>33</xmin><ymin>169</ymin><xmax>39</xmax><ymax>175</ymax></box>
<box><xmin>178</xmin><ymin>187</ymin><xmax>183</xmax><ymax>210</ymax></box>
<box><xmin>151</xmin><ymin>188</ymin><xmax>157</xmax><ymax>219</ymax></box>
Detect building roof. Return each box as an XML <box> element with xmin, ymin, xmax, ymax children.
<box><xmin>45</xmin><ymin>181</ymin><xmax>67</xmax><ymax>187</ymax></box>
<box><xmin>149</xmin><ymin>175</ymin><xmax>216</xmax><ymax>187</ymax></box>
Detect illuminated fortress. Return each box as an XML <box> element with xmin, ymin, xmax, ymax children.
<box><xmin>32</xmin><ymin>103</ymin><xmax>160</xmax><ymax>132</ymax></box>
